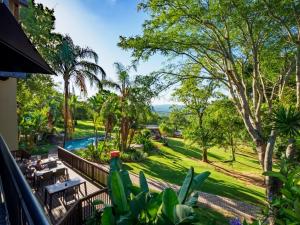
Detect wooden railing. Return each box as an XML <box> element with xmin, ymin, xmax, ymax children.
<box><xmin>57</xmin><ymin>146</ymin><xmax>109</xmax><ymax>186</ymax></box>
<box><xmin>57</xmin><ymin>188</ymin><xmax>110</xmax><ymax>225</ymax></box>
<box><xmin>11</xmin><ymin>149</ymin><xmax>31</xmax><ymax>160</ymax></box>
<box><xmin>0</xmin><ymin>136</ymin><xmax>49</xmax><ymax>225</ymax></box>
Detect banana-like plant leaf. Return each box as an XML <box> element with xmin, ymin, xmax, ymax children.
<box><xmin>190</xmin><ymin>171</ymin><xmax>210</xmax><ymax>192</ymax></box>
<box><xmin>111</xmin><ymin>171</ymin><xmax>130</xmax><ymax>214</ymax></box>
<box><xmin>139</xmin><ymin>171</ymin><xmax>149</xmax><ymax>193</ymax></box>
<box><xmin>178</xmin><ymin>167</ymin><xmax>194</xmax><ymax>204</ymax></box>
<box><xmin>162</xmin><ymin>188</ymin><xmax>178</xmax><ymax>222</ymax></box>
<box><xmin>294</xmin><ymin>199</ymin><xmax>300</xmax><ymax>219</ymax></box>
<box><xmin>101</xmin><ymin>206</ymin><xmax>115</xmax><ymax>225</ymax></box>
<box><xmin>110</xmin><ymin>157</ymin><xmax>122</xmax><ymax>172</ymax></box>
<box><xmin>129</xmin><ymin>191</ymin><xmax>146</xmax><ymax>218</ymax></box>
<box><xmin>146</xmin><ymin>192</ymin><xmax>163</xmax><ymax>220</ymax></box>
<box><xmin>263</xmin><ymin>171</ymin><xmax>287</xmax><ymax>182</ymax></box>
<box><xmin>116</xmin><ymin>213</ymin><xmax>132</xmax><ymax>225</ymax></box>
<box><xmin>173</xmin><ymin>204</ymin><xmax>196</xmax><ymax>225</ymax></box>
<box><xmin>120</xmin><ymin>170</ymin><xmax>133</xmax><ymax>198</ymax></box>
<box><xmin>185</xmin><ymin>192</ymin><xmax>199</xmax><ymax>207</ymax></box>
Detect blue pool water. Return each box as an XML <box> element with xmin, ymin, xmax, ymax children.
<box><xmin>65</xmin><ymin>136</ymin><xmax>104</xmax><ymax>150</ymax></box>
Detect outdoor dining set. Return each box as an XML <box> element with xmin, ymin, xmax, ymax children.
<box><xmin>17</xmin><ymin>154</ymin><xmax>87</xmax><ymax>210</ymax></box>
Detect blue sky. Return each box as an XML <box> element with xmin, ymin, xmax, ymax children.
<box><xmin>35</xmin><ymin>0</ymin><xmax>176</xmax><ymax>105</ymax></box>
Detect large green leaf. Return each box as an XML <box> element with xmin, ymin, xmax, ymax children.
<box><xmin>129</xmin><ymin>191</ymin><xmax>146</xmax><ymax>218</ymax></box>
<box><xmin>173</xmin><ymin>204</ymin><xmax>196</xmax><ymax>225</ymax></box>
<box><xmin>111</xmin><ymin>171</ymin><xmax>130</xmax><ymax>214</ymax></box>
<box><xmin>190</xmin><ymin>171</ymin><xmax>210</xmax><ymax>192</ymax></box>
<box><xmin>139</xmin><ymin>171</ymin><xmax>149</xmax><ymax>193</ymax></box>
<box><xmin>120</xmin><ymin>170</ymin><xmax>133</xmax><ymax>198</ymax></box>
<box><xmin>185</xmin><ymin>192</ymin><xmax>199</xmax><ymax>207</ymax></box>
<box><xmin>162</xmin><ymin>188</ymin><xmax>178</xmax><ymax>222</ymax></box>
<box><xmin>263</xmin><ymin>171</ymin><xmax>287</xmax><ymax>182</ymax></box>
<box><xmin>178</xmin><ymin>167</ymin><xmax>194</xmax><ymax>204</ymax></box>
<box><xmin>146</xmin><ymin>192</ymin><xmax>163</xmax><ymax>220</ymax></box>
<box><xmin>101</xmin><ymin>207</ymin><xmax>115</xmax><ymax>225</ymax></box>
<box><xmin>116</xmin><ymin>213</ymin><xmax>132</xmax><ymax>225</ymax></box>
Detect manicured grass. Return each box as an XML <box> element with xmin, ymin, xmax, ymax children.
<box><xmin>56</xmin><ymin>120</ymin><xmax>105</xmax><ymax>139</ymax></box>
<box><xmin>125</xmin><ymin>138</ymin><xmax>266</xmax><ymax>206</ymax></box>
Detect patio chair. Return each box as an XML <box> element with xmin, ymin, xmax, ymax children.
<box><xmin>36</xmin><ymin>171</ymin><xmax>54</xmax><ymax>190</ymax></box>
<box><xmin>63</xmin><ymin>186</ymin><xmax>79</xmax><ymax>206</ymax></box>
<box><xmin>47</xmin><ymin>161</ymin><xmax>57</xmax><ymax>169</ymax></box>
<box><xmin>54</xmin><ymin>168</ymin><xmax>68</xmax><ymax>182</ymax></box>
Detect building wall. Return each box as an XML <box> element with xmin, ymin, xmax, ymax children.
<box><xmin>0</xmin><ymin>78</ymin><xmax>18</xmax><ymax>150</ymax></box>
<box><xmin>0</xmin><ymin>0</ymin><xmax>25</xmax><ymax>150</ymax></box>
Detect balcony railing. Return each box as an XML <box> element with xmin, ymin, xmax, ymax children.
<box><xmin>0</xmin><ymin>135</ymin><xmax>49</xmax><ymax>225</ymax></box>
<box><xmin>58</xmin><ymin>146</ymin><xmax>109</xmax><ymax>186</ymax></box>
<box><xmin>57</xmin><ymin>188</ymin><xmax>111</xmax><ymax>225</ymax></box>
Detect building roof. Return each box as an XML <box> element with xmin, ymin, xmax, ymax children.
<box><xmin>0</xmin><ymin>3</ymin><xmax>55</xmax><ymax>75</ymax></box>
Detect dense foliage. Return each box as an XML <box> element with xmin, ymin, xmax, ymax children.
<box><xmin>88</xmin><ymin>157</ymin><xmax>210</xmax><ymax>225</ymax></box>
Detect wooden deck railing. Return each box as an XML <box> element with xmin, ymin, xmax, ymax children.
<box><xmin>57</xmin><ymin>146</ymin><xmax>109</xmax><ymax>186</ymax></box>
<box><xmin>11</xmin><ymin>149</ymin><xmax>31</xmax><ymax>160</ymax></box>
<box><xmin>57</xmin><ymin>188</ymin><xmax>110</xmax><ymax>225</ymax></box>
<box><xmin>0</xmin><ymin>136</ymin><xmax>49</xmax><ymax>225</ymax></box>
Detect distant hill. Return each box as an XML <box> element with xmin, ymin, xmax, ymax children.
<box><xmin>152</xmin><ymin>104</ymin><xmax>184</xmax><ymax>116</ymax></box>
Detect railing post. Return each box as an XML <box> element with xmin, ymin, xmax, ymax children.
<box><xmin>91</xmin><ymin>165</ymin><xmax>94</xmax><ymax>180</ymax></box>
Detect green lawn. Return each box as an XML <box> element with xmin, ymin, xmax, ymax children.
<box><xmin>125</xmin><ymin>138</ymin><xmax>265</xmax><ymax>206</ymax></box>
<box><xmin>56</xmin><ymin>120</ymin><xmax>104</xmax><ymax>139</ymax></box>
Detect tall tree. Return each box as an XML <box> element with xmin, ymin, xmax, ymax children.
<box><xmin>119</xmin><ymin>0</ymin><xmax>293</xmax><ymax>198</ymax></box>
<box><xmin>263</xmin><ymin>0</ymin><xmax>300</xmax><ymax>109</ymax></box>
<box><xmin>53</xmin><ymin>36</ymin><xmax>106</xmax><ymax>146</ymax></box>
<box><xmin>173</xmin><ymin>76</ymin><xmax>218</xmax><ymax>162</ymax></box>
<box><xmin>102</xmin><ymin>62</ymin><xmax>152</xmax><ymax>151</ymax></box>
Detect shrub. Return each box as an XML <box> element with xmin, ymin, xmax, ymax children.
<box><xmin>263</xmin><ymin>159</ymin><xmax>300</xmax><ymax>224</ymax></box>
<box><xmin>134</xmin><ymin>129</ymin><xmax>155</xmax><ymax>152</ymax></box>
<box><xmin>90</xmin><ymin>157</ymin><xmax>211</xmax><ymax>225</ymax></box>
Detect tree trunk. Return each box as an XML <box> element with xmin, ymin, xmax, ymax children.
<box><xmin>95</xmin><ymin>128</ymin><xmax>98</xmax><ymax>149</ymax></box>
<box><xmin>120</xmin><ymin>118</ymin><xmax>130</xmax><ymax>151</ymax></box>
<box><xmin>296</xmin><ymin>44</ymin><xmax>300</xmax><ymax>110</ymax></box>
<box><xmin>286</xmin><ymin>138</ymin><xmax>296</xmax><ymax>160</ymax></box>
<box><xmin>202</xmin><ymin>147</ymin><xmax>208</xmax><ymax>163</ymax></box>
<box><xmin>63</xmin><ymin>78</ymin><xmax>69</xmax><ymax>148</ymax></box>
<box><xmin>128</xmin><ymin>129</ymin><xmax>135</xmax><ymax>149</ymax></box>
<box><xmin>230</xmin><ymin>136</ymin><xmax>235</xmax><ymax>161</ymax></box>
<box><xmin>264</xmin><ymin>130</ymin><xmax>277</xmax><ymax>202</ymax></box>
<box><xmin>256</xmin><ymin>139</ymin><xmax>266</xmax><ymax>169</ymax></box>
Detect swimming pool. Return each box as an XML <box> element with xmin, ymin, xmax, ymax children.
<box><xmin>64</xmin><ymin>136</ymin><xmax>105</xmax><ymax>150</ymax></box>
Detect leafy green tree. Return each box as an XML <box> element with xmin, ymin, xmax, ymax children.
<box><xmin>173</xmin><ymin>77</ymin><xmax>219</xmax><ymax>162</ymax></box>
<box><xmin>88</xmin><ymin>90</ymin><xmax>111</xmax><ymax>148</ymax></box>
<box><xmin>263</xmin><ymin>0</ymin><xmax>300</xmax><ymax>109</ymax></box>
<box><xmin>118</xmin><ymin>0</ymin><xmax>297</xmax><ymax>198</ymax></box>
<box><xmin>169</xmin><ymin>106</ymin><xmax>187</xmax><ymax>133</ymax></box>
<box><xmin>102</xmin><ymin>63</ymin><xmax>153</xmax><ymax>151</ymax></box>
<box><xmin>208</xmin><ymin>98</ymin><xmax>244</xmax><ymax>161</ymax></box>
<box><xmin>53</xmin><ymin>35</ymin><xmax>106</xmax><ymax>146</ymax></box>
<box><xmin>20</xmin><ymin>0</ymin><xmax>61</xmax><ymax>64</ymax></box>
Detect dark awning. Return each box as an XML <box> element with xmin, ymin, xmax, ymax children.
<box><xmin>0</xmin><ymin>3</ymin><xmax>55</xmax><ymax>75</ymax></box>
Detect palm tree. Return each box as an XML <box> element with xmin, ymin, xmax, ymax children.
<box><xmin>53</xmin><ymin>36</ymin><xmax>106</xmax><ymax>146</ymax></box>
<box><xmin>273</xmin><ymin>106</ymin><xmax>300</xmax><ymax>159</ymax></box>
<box><xmin>102</xmin><ymin>62</ymin><xmax>150</xmax><ymax>151</ymax></box>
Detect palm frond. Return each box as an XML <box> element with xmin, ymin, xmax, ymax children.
<box><xmin>273</xmin><ymin>106</ymin><xmax>300</xmax><ymax>137</ymax></box>
<box><xmin>77</xmin><ymin>47</ymin><xmax>99</xmax><ymax>63</ymax></box>
<box><xmin>102</xmin><ymin>80</ymin><xmax>121</xmax><ymax>91</ymax></box>
<box><xmin>77</xmin><ymin>61</ymin><xmax>106</xmax><ymax>78</ymax></box>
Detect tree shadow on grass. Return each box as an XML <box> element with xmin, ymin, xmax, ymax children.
<box><xmin>125</xmin><ymin>158</ymin><xmax>265</xmax><ymax>206</ymax></box>
<box><xmin>166</xmin><ymin>138</ymin><xmax>202</xmax><ymax>159</ymax></box>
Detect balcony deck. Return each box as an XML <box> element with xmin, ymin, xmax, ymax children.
<box><xmin>31</xmin><ymin>160</ymin><xmax>103</xmax><ymax>224</ymax></box>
